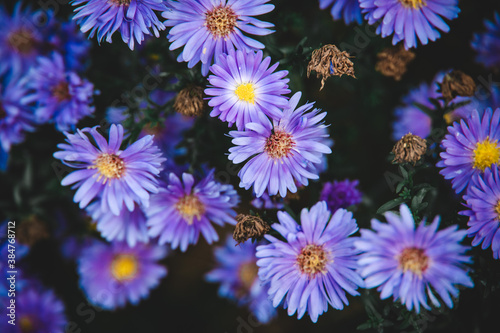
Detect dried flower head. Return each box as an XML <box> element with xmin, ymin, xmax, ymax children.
<box><xmin>233</xmin><ymin>214</ymin><xmax>270</xmax><ymax>245</ymax></box>
<box><xmin>307</xmin><ymin>44</ymin><xmax>355</xmax><ymax>90</ymax></box>
<box><xmin>375</xmin><ymin>45</ymin><xmax>416</xmax><ymax>81</ymax></box>
<box><xmin>173</xmin><ymin>85</ymin><xmax>206</xmax><ymax>117</ymax></box>
<box><xmin>17</xmin><ymin>215</ymin><xmax>49</xmax><ymax>246</ymax></box>
<box><xmin>392</xmin><ymin>133</ymin><xmax>427</xmax><ymax>165</ymax></box>
<box><xmin>440</xmin><ymin>70</ymin><xmax>476</xmax><ymax>103</ymax></box>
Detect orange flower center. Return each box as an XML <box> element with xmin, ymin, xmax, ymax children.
<box><xmin>7</xmin><ymin>28</ymin><xmax>36</xmax><ymax>54</ymax></box>
<box><xmin>238</xmin><ymin>260</ymin><xmax>259</xmax><ymax>294</ymax></box>
<box><xmin>398</xmin><ymin>247</ymin><xmax>429</xmax><ymax>276</ymax></box>
<box><xmin>176</xmin><ymin>194</ymin><xmax>205</xmax><ymax>225</ymax></box>
<box><xmin>399</xmin><ymin>0</ymin><xmax>426</xmax><ymax>9</ymax></box>
<box><xmin>264</xmin><ymin>129</ymin><xmax>295</xmax><ymax>159</ymax></box>
<box><xmin>297</xmin><ymin>244</ymin><xmax>330</xmax><ymax>277</ymax></box>
<box><xmin>90</xmin><ymin>153</ymin><xmax>126</xmax><ymax>184</ymax></box>
<box><xmin>205</xmin><ymin>5</ymin><xmax>237</xmax><ymax>39</ymax></box>
<box><xmin>52</xmin><ymin>81</ymin><xmax>71</xmax><ymax>102</ymax></box>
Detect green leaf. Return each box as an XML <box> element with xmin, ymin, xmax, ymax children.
<box><xmin>377</xmin><ymin>197</ymin><xmax>405</xmax><ymax>215</ymax></box>
<box><xmin>399</xmin><ymin>165</ymin><xmax>408</xmax><ymax>179</ymax></box>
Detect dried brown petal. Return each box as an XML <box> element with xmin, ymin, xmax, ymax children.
<box><xmin>392</xmin><ymin>133</ymin><xmax>427</xmax><ymax>165</ymax></box>
<box><xmin>307</xmin><ymin>44</ymin><xmax>355</xmax><ymax>90</ymax></box>
<box><xmin>17</xmin><ymin>215</ymin><xmax>49</xmax><ymax>246</ymax></box>
<box><xmin>173</xmin><ymin>85</ymin><xmax>206</xmax><ymax>117</ymax></box>
<box><xmin>375</xmin><ymin>45</ymin><xmax>415</xmax><ymax>81</ymax></box>
<box><xmin>441</xmin><ymin>70</ymin><xmax>476</xmax><ymax>103</ymax></box>
<box><xmin>233</xmin><ymin>214</ymin><xmax>270</xmax><ymax>245</ymax></box>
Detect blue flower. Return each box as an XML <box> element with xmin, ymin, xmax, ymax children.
<box><xmin>0</xmin><ymin>284</ymin><xmax>67</xmax><ymax>333</ymax></box>
<box><xmin>437</xmin><ymin>108</ymin><xmax>500</xmax><ymax>194</ymax></box>
<box><xmin>78</xmin><ymin>240</ymin><xmax>167</xmax><ymax>309</ymax></box>
<box><xmin>86</xmin><ymin>202</ymin><xmax>150</xmax><ymax>247</ymax></box>
<box><xmin>163</xmin><ymin>0</ymin><xmax>275</xmax><ymax>76</ymax></box>
<box><xmin>228</xmin><ymin>92</ymin><xmax>332</xmax><ymax>198</ymax></box>
<box><xmin>0</xmin><ymin>3</ymin><xmax>90</xmax><ymax>76</ymax></box>
<box><xmin>256</xmin><ymin>201</ymin><xmax>364</xmax><ymax>322</ymax></box>
<box><xmin>53</xmin><ymin>124</ymin><xmax>165</xmax><ymax>215</ymax></box>
<box><xmin>71</xmin><ymin>0</ymin><xmax>168</xmax><ymax>50</ymax></box>
<box><xmin>461</xmin><ymin>165</ymin><xmax>500</xmax><ymax>259</ymax></box>
<box><xmin>0</xmin><ymin>71</ymin><xmax>34</xmax><ymax>159</ymax></box>
<box><xmin>355</xmin><ymin>204</ymin><xmax>473</xmax><ymax>312</ymax></box>
<box><xmin>320</xmin><ymin>179</ymin><xmax>362</xmax><ymax>212</ymax></box>
<box><xmin>206</xmin><ymin>49</ymin><xmax>290</xmax><ymax>130</ymax></box>
<box><xmin>22</xmin><ymin>52</ymin><xmax>95</xmax><ymax>131</ymax></box>
<box><xmin>206</xmin><ymin>235</ymin><xmax>276</xmax><ymax>323</ymax></box>
<box><xmin>318</xmin><ymin>0</ymin><xmax>362</xmax><ymax>25</ymax></box>
<box><xmin>471</xmin><ymin>12</ymin><xmax>500</xmax><ymax>70</ymax></box>
<box><xmin>147</xmin><ymin>171</ymin><xmax>239</xmax><ymax>251</ymax></box>
<box><xmin>359</xmin><ymin>0</ymin><xmax>460</xmax><ymax>49</ymax></box>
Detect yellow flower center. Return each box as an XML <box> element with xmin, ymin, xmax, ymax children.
<box><xmin>473</xmin><ymin>138</ymin><xmax>500</xmax><ymax>171</ymax></box>
<box><xmin>111</xmin><ymin>254</ymin><xmax>138</xmax><ymax>281</ymax></box>
<box><xmin>398</xmin><ymin>247</ymin><xmax>429</xmax><ymax>276</ymax></box>
<box><xmin>238</xmin><ymin>261</ymin><xmax>259</xmax><ymax>294</ymax></box>
<box><xmin>399</xmin><ymin>0</ymin><xmax>426</xmax><ymax>9</ymax></box>
<box><xmin>20</xmin><ymin>316</ymin><xmax>35</xmax><ymax>333</ymax></box>
<box><xmin>264</xmin><ymin>129</ymin><xmax>295</xmax><ymax>159</ymax></box>
<box><xmin>297</xmin><ymin>244</ymin><xmax>330</xmax><ymax>278</ymax></box>
<box><xmin>7</xmin><ymin>28</ymin><xmax>36</xmax><ymax>54</ymax></box>
<box><xmin>90</xmin><ymin>153</ymin><xmax>126</xmax><ymax>184</ymax></box>
<box><xmin>176</xmin><ymin>194</ymin><xmax>205</xmax><ymax>225</ymax></box>
<box><xmin>205</xmin><ymin>5</ymin><xmax>237</xmax><ymax>39</ymax></box>
<box><xmin>234</xmin><ymin>83</ymin><xmax>255</xmax><ymax>104</ymax></box>
<box><xmin>495</xmin><ymin>200</ymin><xmax>500</xmax><ymax>221</ymax></box>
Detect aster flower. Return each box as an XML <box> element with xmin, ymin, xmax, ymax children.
<box><xmin>355</xmin><ymin>204</ymin><xmax>473</xmax><ymax>312</ymax></box>
<box><xmin>206</xmin><ymin>235</ymin><xmax>276</xmax><ymax>323</ymax></box>
<box><xmin>71</xmin><ymin>0</ymin><xmax>168</xmax><ymax>50</ymax></box>
<box><xmin>53</xmin><ymin>124</ymin><xmax>165</xmax><ymax>215</ymax></box>
<box><xmin>147</xmin><ymin>171</ymin><xmax>239</xmax><ymax>251</ymax></box>
<box><xmin>206</xmin><ymin>49</ymin><xmax>290</xmax><ymax>130</ymax></box>
<box><xmin>228</xmin><ymin>92</ymin><xmax>332</xmax><ymax>198</ymax></box>
<box><xmin>256</xmin><ymin>201</ymin><xmax>364</xmax><ymax>322</ymax></box>
<box><xmin>0</xmin><ymin>4</ymin><xmax>90</xmax><ymax>76</ymax></box>
<box><xmin>471</xmin><ymin>12</ymin><xmax>500</xmax><ymax>70</ymax></box>
<box><xmin>320</xmin><ymin>179</ymin><xmax>362</xmax><ymax>212</ymax></box>
<box><xmin>358</xmin><ymin>0</ymin><xmax>460</xmax><ymax>49</ymax></box>
<box><xmin>0</xmin><ymin>284</ymin><xmax>67</xmax><ymax>333</ymax></box>
<box><xmin>437</xmin><ymin>108</ymin><xmax>500</xmax><ymax>194</ymax></box>
<box><xmin>22</xmin><ymin>53</ymin><xmax>95</xmax><ymax>131</ymax></box>
<box><xmin>86</xmin><ymin>202</ymin><xmax>149</xmax><ymax>247</ymax></box>
<box><xmin>318</xmin><ymin>0</ymin><xmax>363</xmax><ymax>25</ymax></box>
<box><xmin>163</xmin><ymin>0</ymin><xmax>275</xmax><ymax>76</ymax></box>
<box><xmin>461</xmin><ymin>165</ymin><xmax>500</xmax><ymax>259</ymax></box>
<box><xmin>78</xmin><ymin>241</ymin><xmax>167</xmax><ymax>309</ymax></box>
<box><xmin>251</xmin><ymin>191</ymin><xmax>285</xmax><ymax>210</ymax></box>
<box><xmin>0</xmin><ymin>71</ymin><xmax>35</xmax><ymax>157</ymax></box>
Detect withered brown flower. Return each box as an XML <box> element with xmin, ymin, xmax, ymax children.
<box><xmin>307</xmin><ymin>44</ymin><xmax>355</xmax><ymax>90</ymax></box>
<box><xmin>173</xmin><ymin>85</ymin><xmax>206</xmax><ymax>117</ymax></box>
<box><xmin>440</xmin><ymin>70</ymin><xmax>476</xmax><ymax>104</ymax></box>
<box><xmin>375</xmin><ymin>45</ymin><xmax>415</xmax><ymax>81</ymax></box>
<box><xmin>392</xmin><ymin>133</ymin><xmax>427</xmax><ymax>165</ymax></box>
<box><xmin>233</xmin><ymin>214</ymin><xmax>270</xmax><ymax>245</ymax></box>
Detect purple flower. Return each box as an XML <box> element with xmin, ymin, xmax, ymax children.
<box><xmin>437</xmin><ymin>108</ymin><xmax>500</xmax><ymax>194</ymax></box>
<box><xmin>71</xmin><ymin>0</ymin><xmax>168</xmax><ymax>50</ymax></box>
<box><xmin>0</xmin><ymin>71</ymin><xmax>34</xmax><ymax>157</ymax></box>
<box><xmin>320</xmin><ymin>179</ymin><xmax>362</xmax><ymax>212</ymax></box>
<box><xmin>206</xmin><ymin>235</ymin><xmax>276</xmax><ymax>323</ymax></box>
<box><xmin>53</xmin><ymin>124</ymin><xmax>165</xmax><ymax>215</ymax></box>
<box><xmin>318</xmin><ymin>0</ymin><xmax>362</xmax><ymax>25</ymax></box>
<box><xmin>22</xmin><ymin>52</ymin><xmax>95</xmax><ymax>131</ymax></box>
<box><xmin>206</xmin><ymin>49</ymin><xmax>290</xmax><ymax>130</ymax></box>
<box><xmin>359</xmin><ymin>0</ymin><xmax>460</xmax><ymax>49</ymax></box>
<box><xmin>228</xmin><ymin>92</ymin><xmax>332</xmax><ymax>198</ymax></box>
<box><xmin>355</xmin><ymin>204</ymin><xmax>473</xmax><ymax>312</ymax></box>
<box><xmin>0</xmin><ymin>284</ymin><xmax>67</xmax><ymax>333</ymax></box>
<box><xmin>163</xmin><ymin>0</ymin><xmax>275</xmax><ymax>76</ymax></box>
<box><xmin>251</xmin><ymin>191</ymin><xmax>285</xmax><ymax>210</ymax></box>
<box><xmin>78</xmin><ymin>240</ymin><xmax>167</xmax><ymax>309</ymax></box>
<box><xmin>461</xmin><ymin>165</ymin><xmax>500</xmax><ymax>259</ymax></box>
<box><xmin>147</xmin><ymin>171</ymin><xmax>239</xmax><ymax>251</ymax></box>
<box><xmin>256</xmin><ymin>202</ymin><xmax>364</xmax><ymax>322</ymax></box>
<box><xmin>86</xmin><ymin>202</ymin><xmax>149</xmax><ymax>247</ymax></box>
<box><xmin>471</xmin><ymin>12</ymin><xmax>500</xmax><ymax>70</ymax></box>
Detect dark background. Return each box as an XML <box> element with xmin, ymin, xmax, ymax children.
<box><xmin>1</xmin><ymin>0</ymin><xmax>500</xmax><ymax>332</ymax></box>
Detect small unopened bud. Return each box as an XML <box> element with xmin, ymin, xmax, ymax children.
<box><xmin>307</xmin><ymin>44</ymin><xmax>355</xmax><ymax>90</ymax></box>
<box><xmin>233</xmin><ymin>214</ymin><xmax>270</xmax><ymax>245</ymax></box>
<box><xmin>17</xmin><ymin>215</ymin><xmax>49</xmax><ymax>246</ymax></box>
<box><xmin>392</xmin><ymin>133</ymin><xmax>427</xmax><ymax>165</ymax></box>
<box><xmin>375</xmin><ymin>45</ymin><xmax>415</xmax><ymax>81</ymax></box>
<box><xmin>441</xmin><ymin>70</ymin><xmax>476</xmax><ymax>104</ymax></box>
<box><xmin>173</xmin><ymin>85</ymin><xmax>206</xmax><ymax>117</ymax></box>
